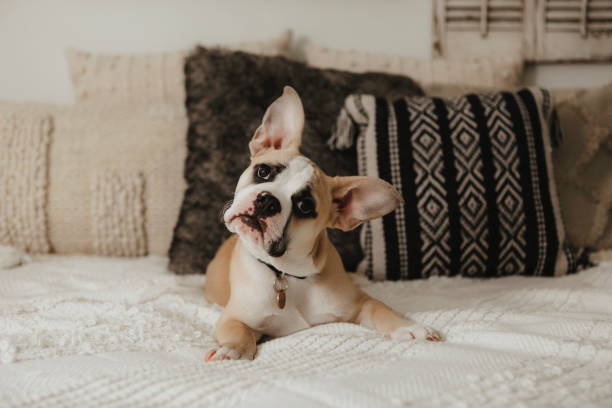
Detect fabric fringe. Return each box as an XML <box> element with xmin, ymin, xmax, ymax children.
<box><xmin>328</xmin><ymin>107</ymin><xmax>357</xmax><ymax>151</ymax></box>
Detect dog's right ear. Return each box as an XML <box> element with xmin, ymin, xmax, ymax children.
<box><xmin>249</xmin><ymin>86</ymin><xmax>305</xmax><ymax>157</ymax></box>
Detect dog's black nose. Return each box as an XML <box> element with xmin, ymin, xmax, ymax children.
<box><xmin>254</xmin><ymin>192</ymin><xmax>281</xmax><ymax>218</ymax></box>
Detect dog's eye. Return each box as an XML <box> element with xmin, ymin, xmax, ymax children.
<box><xmin>296</xmin><ymin>198</ymin><xmax>314</xmax><ymax>215</ymax></box>
<box><xmin>292</xmin><ymin>188</ymin><xmax>317</xmax><ymax>219</ymax></box>
<box><xmin>256</xmin><ymin>165</ymin><xmax>271</xmax><ymax>181</ymax></box>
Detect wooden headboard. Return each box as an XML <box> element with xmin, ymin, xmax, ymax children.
<box><xmin>433</xmin><ymin>0</ymin><xmax>612</xmax><ymax>62</ymax></box>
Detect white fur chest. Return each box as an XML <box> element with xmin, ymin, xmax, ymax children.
<box><xmin>227</xmin><ymin>259</ymin><xmax>349</xmax><ymax>338</ymax></box>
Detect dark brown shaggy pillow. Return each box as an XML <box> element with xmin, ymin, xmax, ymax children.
<box><xmin>169</xmin><ymin>47</ymin><xmax>423</xmax><ymax>275</ymax></box>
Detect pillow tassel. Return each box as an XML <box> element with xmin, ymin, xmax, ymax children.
<box><xmin>328</xmin><ymin>107</ymin><xmax>356</xmax><ymax>151</ymax></box>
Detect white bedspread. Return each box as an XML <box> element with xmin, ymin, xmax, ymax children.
<box><xmin>1</xmin><ymin>255</ymin><xmax>612</xmax><ymax>407</ymax></box>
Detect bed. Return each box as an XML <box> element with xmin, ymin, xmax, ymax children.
<box><xmin>1</xmin><ymin>253</ymin><xmax>611</xmax><ymax>407</ymax></box>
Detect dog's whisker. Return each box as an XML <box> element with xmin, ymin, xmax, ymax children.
<box><xmin>219</xmin><ymin>199</ymin><xmax>234</xmax><ymax>223</ymax></box>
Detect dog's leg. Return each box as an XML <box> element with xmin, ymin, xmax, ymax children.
<box><xmin>205</xmin><ymin>313</ymin><xmax>260</xmax><ymax>361</ymax></box>
<box><xmin>355</xmin><ymin>296</ymin><xmax>441</xmax><ymax>341</ymax></box>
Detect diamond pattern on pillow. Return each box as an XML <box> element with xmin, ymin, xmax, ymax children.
<box><xmin>332</xmin><ymin>89</ymin><xmax>584</xmax><ymax>280</ymax></box>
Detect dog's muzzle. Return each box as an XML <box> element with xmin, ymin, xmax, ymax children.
<box><xmin>225</xmin><ymin>190</ymin><xmax>288</xmax><ymax>257</ymax></box>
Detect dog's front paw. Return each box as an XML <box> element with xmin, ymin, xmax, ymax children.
<box><xmin>390</xmin><ymin>325</ymin><xmax>441</xmax><ymax>342</ymax></box>
<box><xmin>204</xmin><ymin>345</ymin><xmax>255</xmax><ymax>362</ymax></box>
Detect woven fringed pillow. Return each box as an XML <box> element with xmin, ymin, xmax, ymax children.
<box><xmin>330</xmin><ymin>89</ymin><xmax>585</xmax><ymax>280</ymax></box>
<box><xmin>66</xmin><ymin>31</ymin><xmax>293</xmax><ymax>105</ymax></box>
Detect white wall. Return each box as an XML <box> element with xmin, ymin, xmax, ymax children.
<box><xmin>1</xmin><ymin>0</ymin><xmax>611</xmax><ymax>104</ymax></box>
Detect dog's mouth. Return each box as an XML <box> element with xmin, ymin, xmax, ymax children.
<box><xmin>228</xmin><ymin>212</ymin><xmax>287</xmax><ymax>257</ymax></box>
<box><xmin>230</xmin><ymin>213</ymin><xmax>267</xmax><ymax>235</ymax></box>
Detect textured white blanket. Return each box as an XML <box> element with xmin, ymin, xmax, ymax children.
<box><xmin>1</xmin><ymin>255</ymin><xmax>612</xmax><ymax>407</ymax></box>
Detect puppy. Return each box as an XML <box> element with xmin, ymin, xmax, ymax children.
<box><xmin>204</xmin><ymin>86</ymin><xmax>440</xmax><ymax>361</ymax></box>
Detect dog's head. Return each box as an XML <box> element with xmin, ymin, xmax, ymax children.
<box><xmin>224</xmin><ymin>86</ymin><xmax>402</xmax><ymax>273</ymax></box>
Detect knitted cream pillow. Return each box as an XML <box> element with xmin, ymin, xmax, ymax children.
<box><xmin>0</xmin><ymin>103</ymin><xmax>52</xmax><ymax>253</ymax></box>
<box><xmin>47</xmin><ymin>103</ymin><xmax>187</xmax><ymax>256</ymax></box>
<box><xmin>303</xmin><ymin>43</ymin><xmax>524</xmax><ymax>89</ymax></box>
<box><xmin>66</xmin><ymin>30</ymin><xmax>292</xmax><ymax>105</ymax></box>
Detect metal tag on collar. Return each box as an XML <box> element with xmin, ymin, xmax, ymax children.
<box><xmin>273</xmin><ymin>273</ymin><xmax>289</xmax><ymax>309</ymax></box>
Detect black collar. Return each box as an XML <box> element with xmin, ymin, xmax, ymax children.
<box><xmin>257</xmin><ymin>259</ymin><xmax>306</xmax><ymax>280</ymax></box>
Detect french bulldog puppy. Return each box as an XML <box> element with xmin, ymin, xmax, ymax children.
<box><xmin>204</xmin><ymin>86</ymin><xmax>440</xmax><ymax>361</ymax></box>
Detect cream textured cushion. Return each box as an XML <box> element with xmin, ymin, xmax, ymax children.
<box><xmin>0</xmin><ymin>104</ymin><xmax>52</xmax><ymax>253</ymax></box>
<box><xmin>1</xmin><ymin>102</ymin><xmax>187</xmax><ymax>256</ymax></box>
<box><xmin>553</xmin><ymin>84</ymin><xmax>612</xmax><ymax>250</ymax></box>
<box><xmin>303</xmin><ymin>43</ymin><xmax>524</xmax><ymax>89</ymax></box>
<box><xmin>47</xmin><ymin>103</ymin><xmax>187</xmax><ymax>256</ymax></box>
<box><xmin>424</xmin><ymin>84</ymin><xmax>579</xmax><ymax>104</ymax></box>
<box><xmin>66</xmin><ymin>30</ymin><xmax>292</xmax><ymax>105</ymax></box>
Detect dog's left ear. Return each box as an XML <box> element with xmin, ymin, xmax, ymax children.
<box><xmin>330</xmin><ymin>176</ymin><xmax>403</xmax><ymax>231</ymax></box>
<box><xmin>249</xmin><ymin>86</ymin><xmax>305</xmax><ymax>157</ymax></box>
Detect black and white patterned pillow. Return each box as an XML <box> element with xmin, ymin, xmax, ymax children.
<box><xmin>330</xmin><ymin>88</ymin><xmax>581</xmax><ymax>279</ymax></box>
